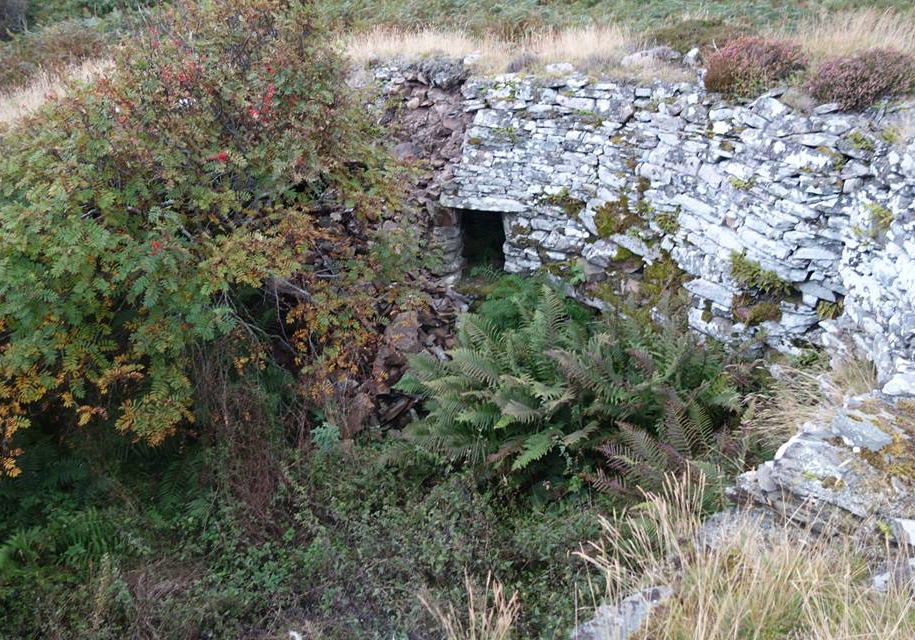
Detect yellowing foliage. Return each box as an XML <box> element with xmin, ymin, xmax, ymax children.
<box><xmin>0</xmin><ymin>0</ymin><xmax>401</xmax><ymax>476</ymax></box>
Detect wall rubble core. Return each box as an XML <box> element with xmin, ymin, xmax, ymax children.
<box><xmin>433</xmin><ymin>70</ymin><xmax>915</xmax><ymax>397</ymax></box>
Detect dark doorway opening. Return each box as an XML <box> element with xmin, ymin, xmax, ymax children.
<box><xmin>461</xmin><ymin>210</ymin><xmax>506</xmax><ymax>272</ymax></box>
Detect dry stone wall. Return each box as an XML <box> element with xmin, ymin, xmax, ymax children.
<box><xmin>439</xmin><ymin>72</ymin><xmax>915</xmax><ymax>397</ymax></box>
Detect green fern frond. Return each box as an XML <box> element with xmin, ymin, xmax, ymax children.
<box><xmin>450</xmin><ymin>348</ymin><xmax>501</xmax><ymax>386</ymax></box>
<box><xmin>511</xmin><ymin>431</ymin><xmax>558</xmax><ymax>471</ymax></box>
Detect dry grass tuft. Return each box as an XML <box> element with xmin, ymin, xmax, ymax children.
<box><xmin>578</xmin><ymin>472</ymin><xmax>915</xmax><ymax>640</ymax></box>
<box><xmin>343</xmin><ymin>27</ymin><xmax>511</xmax><ymax>73</ymax></box>
<box><xmin>524</xmin><ymin>25</ymin><xmax>636</xmax><ymax>67</ymax></box>
<box><xmin>342</xmin><ymin>26</ymin><xmax>691</xmax><ymax>81</ymax></box>
<box><xmin>344</xmin><ymin>11</ymin><xmax>915</xmax><ymax>85</ymax></box>
<box><xmin>0</xmin><ymin>58</ymin><xmax>111</xmax><ymax>127</ymax></box>
<box><xmin>743</xmin><ymin>355</ymin><xmax>875</xmax><ymax>451</ymax></box>
<box><xmin>420</xmin><ymin>572</ymin><xmax>520</xmax><ymax>640</ymax></box>
<box><xmin>776</xmin><ymin>9</ymin><xmax>915</xmax><ymax>63</ymax></box>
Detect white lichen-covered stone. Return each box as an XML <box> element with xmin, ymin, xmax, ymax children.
<box><xmin>731</xmin><ymin>392</ymin><xmax>915</xmax><ymax>537</ymax></box>
<box><xmin>438</xmin><ymin>70</ymin><xmax>915</xmax><ymax>392</ymax></box>
<box><xmin>570</xmin><ymin>586</ymin><xmax>673</xmax><ymax>640</ymax></box>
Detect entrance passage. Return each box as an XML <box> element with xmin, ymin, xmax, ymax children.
<box><xmin>460</xmin><ymin>210</ymin><xmax>506</xmax><ymax>271</ymax></box>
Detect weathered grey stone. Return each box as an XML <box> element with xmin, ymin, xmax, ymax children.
<box><xmin>731</xmin><ymin>392</ymin><xmax>915</xmax><ymax>539</ymax></box>
<box><xmin>683</xmin><ymin>47</ymin><xmax>701</xmax><ymax>67</ymax></box>
<box><xmin>831</xmin><ymin>409</ymin><xmax>895</xmax><ymax>452</ymax></box>
<box><xmin>684</xmin><ymin>278</ymin><xmax>734</xmax><ymax>308</ymax></box>
<box><xmin>620</xmin><ymin>46</ymin><xmax>679</xmax><ymax>68</ymax></box>
<box><xmin>431</xmin><ymin>70</ymin><xmax>915</xmax><ymax>386</ymax></box>
<box><xmin>872</xmin><ymin>557</ymin><xmax>915</xmax><ymax>593</ymax></box>
<box><xmin>884</xmin><ymin>373</ymin><xmax>915</xmax><ymax>397</ymax></box>
<box><xmin>570</xmin><ymin>586</ymin><xmax>673</xmax><ymax>640</ymax></box>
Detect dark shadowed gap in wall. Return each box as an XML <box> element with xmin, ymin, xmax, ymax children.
<box><xmin>460</xmin><ymin>210</ymin><xmax>506</xmax><ymax>271</ymax></box>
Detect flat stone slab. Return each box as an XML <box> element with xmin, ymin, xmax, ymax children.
<box><xmin>570</xmin><ymin>586</ymin><xmax>673</xmax><ymax>640</ymax></box>
<box><xmin>731</xmin><ymin>392</ymin><xmax>915</xmax><ymax>542</ymax></box>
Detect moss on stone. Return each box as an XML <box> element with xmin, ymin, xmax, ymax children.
<box><xmin>745</xmin><ymin>301</ymin><xmax>782</xmax><ymax>326</ymax></box>
<box><xmin>574</xmin><ymin>109</ymin><xmax>603</xmax><ymax>127</ymax></box>
<box><xmin>845</xmin><ymin>130</ymin><xmax>874</xmax><ymax>152</ymax></box>
<box><xmin>594</xmin><ymin>196</ymin><xmax>635</xmax><ymax>237</ymax></box>
<box><xmin>612</xmin><ymin>246</ymin><xmax>637</xmax><ymax>262</ymax></box>
<box><xmin>881</xmin><ymin>127</ymin><xmax>901</xmax><ymax>145</ymax></box>
<box><xmin>730</xmin><ymin>251</ymin><xmax>794</xmax><ymax>297</ymax></box>
<box><xmin>493</xmin><ymin>126</ymin><xmax>520</xmax><ymax>143</ymax></box>
<box><xmin>817</xmin><ymin>145</ymin><xmax>847</xmax><ymax>170</ymax></box>
<box><xmin>728</xmin><ymin>176</ymin><xmax>755</xmax><ymax>190</ymax></box>
<box><xmin>636</xmin><ymin>176</ymin><xmax>651</xmax><ymax>196</ymax></box>
<box><xmin>642</xmin><ymin>251</ymin><xmax>686</xmax><ymax>307</ymax></box>
<box><xmin>655</xmin><ymin>210</ymin><xmax>680</xmax><ymax>235</ymax></box>
<box><xmin>816</xmin><ymin>298</ymin><xmax>844</xmax><ymax>320</ymax></box>
<box><xmin>865</xmin><ymin>202</ymin><xmax>894</xmax><ymax>232</ymax></box>
<box><xmin>538</xmin><ymin>187</ymin><xmax>586</xmax><ymax>219</ymax></box>
<box><xmin>543</xmin><ymin>260</ymin><xmax>574</xmax><ymax>276</ymax></box>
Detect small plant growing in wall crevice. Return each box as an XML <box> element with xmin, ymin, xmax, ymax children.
<box><xmin>865</xmin><ymin>202</ymin><xmax>894</xmax><ymax>233</ymax></box>
<box><xmin>655</xmin><ymin>209</ymin><xmax>681</xmax><ymax>235</ymax></box>
<box><xmin>845</xmin><ymin>130</ymin><xmax>874</xmax><ymax>153</ymax></box>
<box><xmin>594</xmin><ymin>196</ymin><xmax>635</xmax><ymax>237</ymax></box>
<box><xmin>729</xmin><ymin>176</ymin><xmax>755</xmax><ymax>191</ymax></box>
<box><xmin>538</xmin><ymin>187</ymin><xmax>585</xmax><ymax>219</ymax></box>
<box><xmin>816</xmin><ymin>298</ymin><xmax>844</xmax><ymax>320</ymax></box>
<box><xmin>730</xmin><ymin>251</ymin><xmax>795</xmax><ymax>297</ymax></box>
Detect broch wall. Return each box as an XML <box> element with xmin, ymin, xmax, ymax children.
<box><xmin>433</xmin><ymin>71</ymin><xmax>914</xmax><ymax>397</ymax></box>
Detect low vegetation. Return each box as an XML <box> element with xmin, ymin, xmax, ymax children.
<box><xmin>809</xmin><ymin>49</ymin><xmax>915</xmax><ymax>110</ymax></box>
<box><xmin>730</xmin><ymin>251</ymin><xmax>795</xmax><ymax>298</ymax></box>
<box><xmin>341</xmin><ymin>8</ymin><xmax>915</xmax><ymax>109</ymax></box>
<box><xmin>324</xmin><ymin>0</ymin><xmax>915</xmax><ymax>38</ymax></box>
<box><xmin>397</xmin><ymin>279</ymin><xmax>761</xmax><ymax>498</ymax></box>
<box><xmin>581</xmin><ymin>473</ymin><xmax>915</xmax><ymax>640</ymax></box>
<box><xmin>647</xmin><ymin>17</ymin><xmax>749</xmax><ymax>54</ymax></box>
<box><xmin>0</xmin><ymin>15</ymin><xmax>112</xmax><ymax>93</ymax></box>
<box><xmin>704</xmin><ymin>37</ymin><xmax>808</xmax><ymax>98</ymax></box>
<box><xmin>0</xmin><ymin>58</ymin><xmax>109</xmax><ymax>126</ymax></box>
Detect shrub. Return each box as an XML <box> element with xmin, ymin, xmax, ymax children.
<box><xmin>704</xmin><ymin>36</ymin><xmax>808</xmax><ymax>98</ymax></box>
<box><xmin>0</xmin><ymin>0</ymin><xmax>393</xmax><ymax>476</ymax></box>
<box><xmin>397</xmin><ymin>285</ymin><xmax>747</xmax><ymax>494</ymax></box>
<box><xmin>809</xmin><ymin>48</ymin><xmax>915</xmax><ymax>110</ymax></box>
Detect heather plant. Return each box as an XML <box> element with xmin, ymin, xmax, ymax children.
<box><xmin>809</xmin><ymin>48</ymin><xmax>915</xmax><ymax>110</ymax></box>
<box><xmin>704</xmin><ymin>36</ymin><xmax>808</xmax><ymax>98</ymax></box>
<box><xmin>0</xmin><ymin>0</ymin><xmax>397</xmax><ymax>476</ymax></box>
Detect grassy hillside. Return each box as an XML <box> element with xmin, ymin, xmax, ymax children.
<box><xmin>323</xmin><ymin>0</ymin><xmax>915</xmax><ymax>36</ymax></box>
